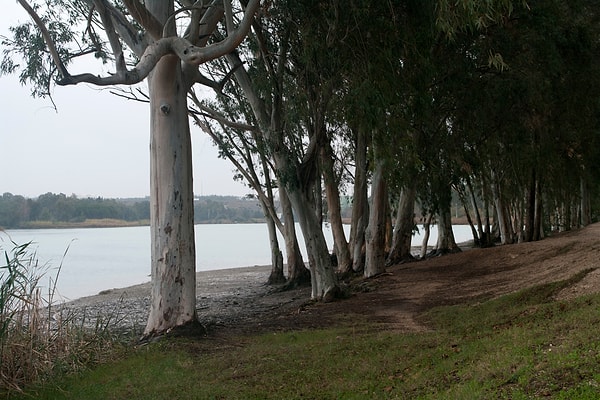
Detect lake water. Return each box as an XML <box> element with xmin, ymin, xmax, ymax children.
<box><xmin>1</xmin><ymin>223</ymin><xmax>473</xmax><ymax>300</ymax></box>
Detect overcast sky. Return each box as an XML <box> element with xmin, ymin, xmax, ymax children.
<box><xmin>0</xmin><ymin>3</ymin><xmax>249</xmax><ymax>199</ymax></box>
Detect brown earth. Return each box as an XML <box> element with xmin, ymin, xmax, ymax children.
<box><xmin>65</xmin><ymin>222</ymin><xmax>600</xmax><ymax>337</ymax></box>
<box><xmin>215</xmin><ymin>221</ymin><xmax>600</xmax><ymax>336</ymax></box>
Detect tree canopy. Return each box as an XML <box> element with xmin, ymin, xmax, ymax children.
<box><xmin>3</xmin><ymin>0</ymin><xmax>600</xmax><ymax>334</ymax></box>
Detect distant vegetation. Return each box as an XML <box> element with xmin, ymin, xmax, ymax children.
<box><xmin>0</xmin><ymin>192</ymin><xmax>265</xmax><ymax>229</ymax></box>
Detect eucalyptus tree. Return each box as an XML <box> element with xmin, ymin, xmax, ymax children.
<box><xmin>194</xmin><ymin>1</ymin><xmax>343</xmax><ymax>300</ymax></box>
<box><xmin>188</xmin><ymin>63</ymin><xmax>310</xmax><ymax>287</ymax></box>
<box><xmin>3</xmin><ymin>0</ymin><xmax>260</xmax><ymax>336</ymax></box>
<box><xmin>449</xmin><ymin>0</ymin><xmax>600</xmax><ymax>240</ymax></box>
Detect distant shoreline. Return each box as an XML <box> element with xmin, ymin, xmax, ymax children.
<box><xmin>19</xmin><ymin>218</ymin><xmax>151</xmax><ymax>229</ymax></box>
<box><xmin>14</xmin><ymin>218</ymin><xmax>269</xmax><ymax>229</ymax></box>
<box><xmin>15</xmin><ymin>217</ymin><xmax>472</xmax><ymax>230</ymax></box>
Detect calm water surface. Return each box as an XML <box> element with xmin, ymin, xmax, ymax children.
<box><xmin>2</xmin><ymin>223</ymin><xmax>470</xmax><ymax>300</ymax></box>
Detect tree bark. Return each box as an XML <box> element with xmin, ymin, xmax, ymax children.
<box><xmin>466</xmin><ymin>176</ymin><xmax>484</xmax><ymax>245</ymax></box>
<box><xmin>145</xmin><ymin>54</ymin><xmax>197</xmax><ymax>337</ymax></box>
<box><xmin>288</xmin><ymin>189</ymin><xmax>339</xmax><ymax>300</ymax></box>
<box><xmin>433</xmin><ymin>205</ymin><xmax>461</xmax><ymax>255</ymax></box>
<box><xmin>349</xmin><ymin>128</ymin><xmax>369</xmax><ymax>273</ymax></box>
<box><xmin>490</xmin><ymin>176</ymin><xmax>513</xmax><ymax>245</ymax></box>
<box><xmin>279</xmin><ymin>185</ymin><xmax>311</xmax><ymax>288</ymax></box>
<box><xmin>580</xmin><ymin>176</ymin><xmax>592</xmax><ymax>227</ymax></box>
<box><xmin>365</xmin><ymin>159</ymin><xmax>388</xmax><ymax>278</ymax></box>
<box><xmin>320</xmin><ymin>141</ymin><xmax>352</xmax><ymax>274</ymax></box>
<box><xmin>386</xmin><ymin>184</ymin><xmax>416</xmax><ymax>266</ymax></box>
<box><xmin>420</xmin><ymin>213</ymin><xmax>433</xmax><ymax>259</ymax></box>
<box><xmin>261</xmin><ymin>198</ymin><xmax>285</xmax><ymax>285</ymax></box>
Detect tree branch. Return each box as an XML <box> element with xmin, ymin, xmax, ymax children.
<box><xmin>121</xmin><ymin>0</ymin><xmax>162</xmax><ymax>40</ymax></box>
<box><xmin>188</xmin><ymin>91</ymin><xmax>258</xmax><ymax>132</ymax></box>
<box><xmin>93</xmin><ymin>0</ymin><xmax>126</xmax><ymax>72</ymax></box>
<box><xmin>24</xmin><ymin>0</ymin><xmax>260</xmax><ymax>88</ymax></box>
<box><xmin>16</xmin><ymin>0</ymin><xmax>70</xmax><ymax>80</ymax></box>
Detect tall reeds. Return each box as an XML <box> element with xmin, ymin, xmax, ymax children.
<box><xmin>0</xmin><ymin>235</ymin><xmax>125</xmax><ymax>394</ymax></box>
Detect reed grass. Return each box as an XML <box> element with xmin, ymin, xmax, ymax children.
<box><xmin>0</xmin><ymin>234</ymin><xmax>127</xmax><ymax>395</ymax></box>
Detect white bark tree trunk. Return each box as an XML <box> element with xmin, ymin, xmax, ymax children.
<box><xmin>365</xmin><ymin>160</ymin><xmax>388</xmax><ymax>278</ymax></box>
<box><xmin>279</xmin><ymin>185</ymin><xmax>310</xmax><ymax>287</ymax></box>
<box><xmin>434</xmin><ymin>206</ymin><xmax>461</xmax><ymax>255</ymax></box>
<box><xmin>145</xmin><ymin>54</ymin><xmax>197</xmax><ymax>336</ymax></box>
<box><xmin>321</xmin><ymin>142</ymin><xmax>351</xmax><ymax>274</ymax></box>
<box><xmin>387</xmin><ymin>184</ymin><xmax>416</xmax><ymax>265</ymax></box>
<box><xmin>289</xmin><ymin>189</ymin><xmax>339</xmax><ymax>301</ymax></box>
<box><xmin>350</xmin><ymin>128</ymin><xmax>369</xmax><ymax>273</ymax></box>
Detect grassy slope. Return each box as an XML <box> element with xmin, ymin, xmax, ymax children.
<box><xmin>11</xmin><ymin>271</ymin><xmax>600</xmax><ymax>400</ymax></box>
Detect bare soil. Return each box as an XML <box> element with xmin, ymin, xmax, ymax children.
<box><xmin>65</xmin><ymin>223</ymin><xmax>600</xmax><ymax>337</ymax></box>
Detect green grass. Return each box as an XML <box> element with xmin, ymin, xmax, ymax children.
<box><xmin>9</xmin><ymin>274</ymin><xmax>600</xmax><ymax>399</ymax></box>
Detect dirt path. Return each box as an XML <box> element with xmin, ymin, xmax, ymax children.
<box><xmin>64</xmin><ymin>223</ymin><xmax>600</xmax><ymax>336</ymax></box>
<box><xmin>236</xmin><ymin>223</ymin><xmax>600</xmax><ymax>335</ymax></box>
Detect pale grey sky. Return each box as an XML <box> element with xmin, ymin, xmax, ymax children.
<box><xmin>0</xmin><ymin>3</ymin><xmax>249</xmax><ymax>199</ymax></box>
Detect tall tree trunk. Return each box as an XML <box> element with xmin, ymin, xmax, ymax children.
<box><xmin>525</xmin><ymin>169</ymin><xmax>536</xmax><ymax>242</ymax></box>
<box><xmin>279</xmin><ymin>185</ymin><xmax>310</xmax><ymax>288</ymax></box>
<box><xmin>321</xmin><ymin>142</ymin><xmax>352</xmax><ymax>274</ymax></box>
<box><xmin>386</xmin><ymin>184</ymin><xmax>416</xmax><ymax>265</ymax></box>
<box><xmin>350</xmin><ymin>127</ymin><xmax>369</xmax><ymax>273</ymax></box>
<box><xmin>466</xmin><ymin>176</ymin><xmax>484</xmax><ymax>245</ymax></box>
<box><xmin>365</xmin><ymin>160</ymin><xmax>388</xmax><ymax>277</ymax></box>
<box><xmin>490</xmin><ymin>176</ymin><xmax>513</xmax><ymax>245</ymax></box>
<box><xmin>261</xmin><ymin>199</ymin><xmax>285</xmax><ymax>285</ymax></box>
<box><xmin>580</xmin><ymin>176</ymin><xmax>591</xmax><ymax>227</ymax></box>
<box><xmin>288</xmin><ymin>189</ymin><xmax>339</xmax><ymax>300</ymax></box>
<box><xmin>420</xmin><ymin>213</ymin><xmax>433</xmax><ymax>259</ymax></box>
<box><xmin>457</xmin><ymin>185</ymin><xmax>479</xmax><ymax>246</ymax></box>
<box><xmin>145</xmin><ymin>54</ymin><xmax>197</xmax><ymax>337</ymax></box>
<box><xmin>533</xmin><ymin>178</ymin><xmax>543</xmax><ymax>241</ymax></box>
<box><xmin>434</xmin><ymin>205</ymin><xmax>461</xmax><ymax>255</ymax></box>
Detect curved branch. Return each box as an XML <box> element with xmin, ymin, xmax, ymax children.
<box><xmin>33</xmin><ymin>0</ymin><xmax>260</xmax><ymax>88</ymax></box>
<box><xmin>174</xmin><ymin>0</ymin><xmax>260</xmax><ymax>65</ymax></box>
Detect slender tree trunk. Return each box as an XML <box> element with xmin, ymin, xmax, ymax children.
<box><xmin>420</xmin><ymin>213</ymin><xmax>433</xmax><ymax>259</ymax></box>
<box><xmin>365</xmin><ymin>160</ymin><xmax>388</xmax><ymax>277</ymax></box>
<box><xmin>145</xmin><ymin>54</ymin><xmax>197</xmax><ymax>337</ymax></box>
<box><xmin>386</xmin><ymin>184</ymin><xmax>416</xmax><ymax>265</ymax></box>
<box><xmin>466</xmin><ymin>176</ymin><xmax>484</xmax><ymax>244</ymax></box>
<box><xmin>525</xmin><ymin>169</ymin><xmax>536</xmax><ymax>242</ymax></box>
<box><xmin>490</xmin><ymin>177</ymin><xmax>513</xmax><ymax>245</ymax></box>
<box><xmin>288</xmin><ymin>189</ymin><xmax>339</xmax><ymax>300</ymax></box>
<box><xmin>533</xmin><ymin>178</ymin><xmax>543</xmax><ymax>241</ymax></box>
<box><xmin>279</xmin><ymin>185</ymin><xmax>310</xmax><ymax>288</ymax></box>
<box><xmin>261</xmin><ymin>199</ymin><xmax>285</xmax><ymax>284</ymax></box>
<box><xmin>350</xmin><ymin>128</ymin><xmax>369</xmax><ymax>273</ymax></box>
<box><xmin>320</xmin><ymin>141</ymin><xmax>352</xmax><ymax>274</ymax></box>
<box><xmin>580</xmin><ymin>176</ymin><xmax>591</xmax><ymax>227</ymax></box>
<box><xmin>434</xmin><ymin>205</ymin><xmax>461</xmax><ymax>255</ymax></box>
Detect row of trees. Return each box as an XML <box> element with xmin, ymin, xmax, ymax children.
<box><xmin>197</xmin><ymin>0</ymin><xmax>600</xmax><ymax>282</ymax></box>
<box><xmin>4</xmin><ymin>0</ymin><xmax>599</xmax><ymax>335</ymax></box>
<box><xmin>0</xmin><ymin>192</ymin><xmax>149</xmax><ymax>228</ymax></box>
<box><xmin>0</xmin><ymin>193</ymin><xmax>265</xmax><ymax>228</ymax></box>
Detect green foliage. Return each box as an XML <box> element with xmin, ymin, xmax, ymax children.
<box><xmin>0</xmin><ymin>193</ymin><xmax>267</xmax><ymax>228</ymax></box>
<box><xmin>193</xmin><ymin>196</ymin><xmax>264</xmax><ymax>223</ymax></box>
<box><xmin>0</xmin><ymin>192</ymin><xmax>150</xmax><ymax>229</ymax></box>
<box><xmin>12</xmin><ymin>272</ymin><xmax>600</xmax><ymax>399</ymax></box>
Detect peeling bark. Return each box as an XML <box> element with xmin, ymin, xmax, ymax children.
<box><xmin>145</xmin><ymin>54</ymin><xmax>197</xmax><ymax>337</ymax></box>
<box><xmin>386</xmin><ymin>184</ymin><xmax>416</xmax><ymax>266</ymax></box>
<box><xmin>365</xmin><ymin>160</ymin><xmax>388</xmax><ymax>278</ymax></box>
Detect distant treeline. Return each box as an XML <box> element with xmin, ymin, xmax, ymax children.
<box><xmin>0</xmin><ymin>192</ymin><xmax>265</xmax><ymax>229</ymax></box>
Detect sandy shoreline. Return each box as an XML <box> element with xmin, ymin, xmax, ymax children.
<box><xmin>56</xmin><ymin>264</ymin><xmax>290</xmax><ymax>335</ymax></box>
